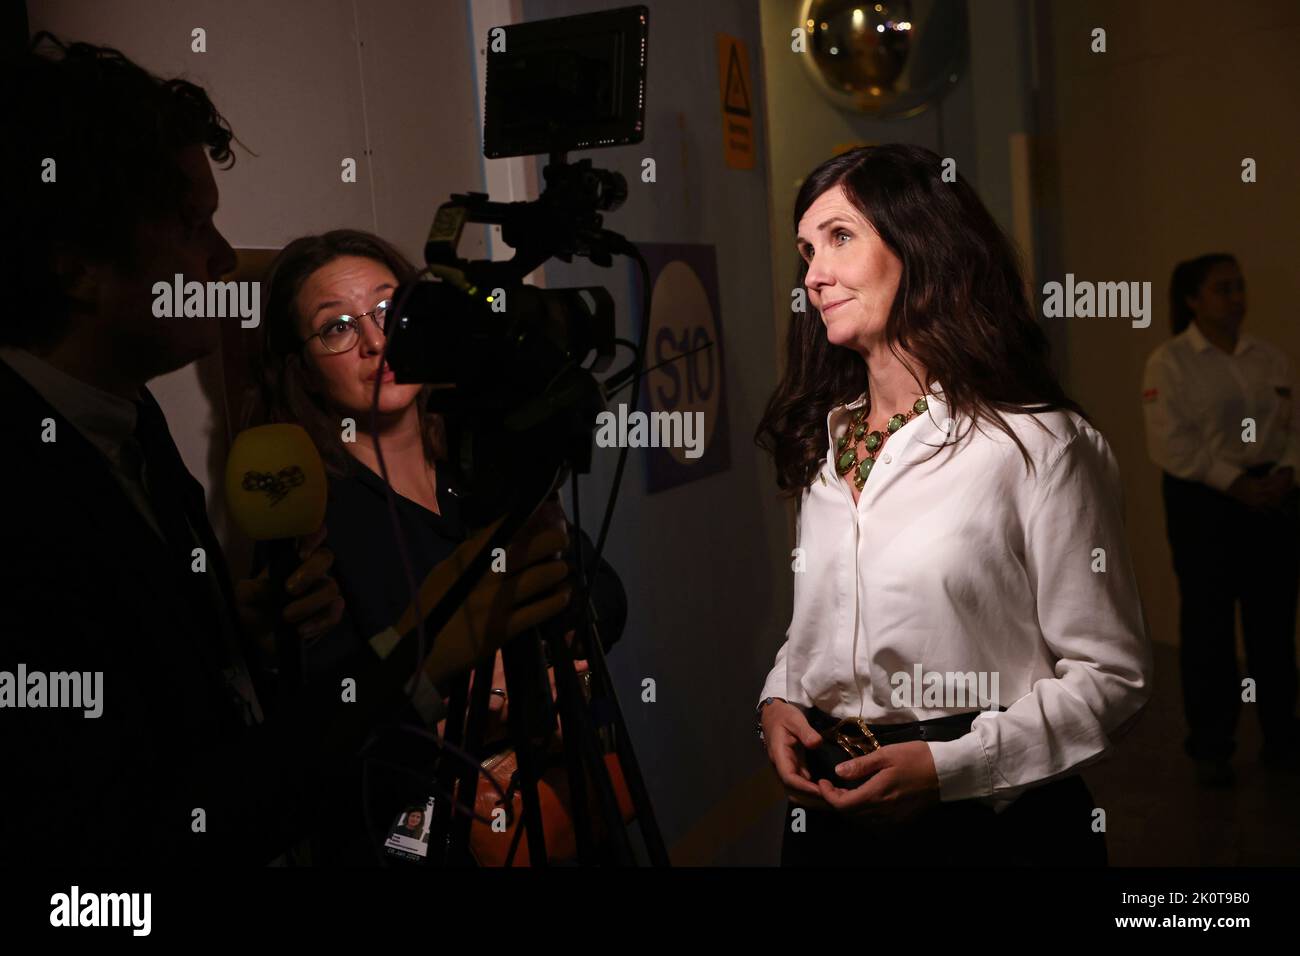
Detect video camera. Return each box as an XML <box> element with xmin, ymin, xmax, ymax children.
<box><xmin>384</xmin><ymin>4</ymin><xmax>650</xmax><ymax>528</ymax></box>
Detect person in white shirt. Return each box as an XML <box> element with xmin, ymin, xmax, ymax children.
<box><xmin>1141</xmin><ymin>253</ymin><xmax>1300</xmax><ymax>787</ymax></box>
<box><xmin>754</xmin><ymin>144</ymin><xmax>1152</xmax><ymax>867</ymax></box>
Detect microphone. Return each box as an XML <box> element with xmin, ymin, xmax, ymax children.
<box><xmin>224</xmin><ymin>424</ymin><xmax>328</xmax><ymax>694</ymax></box>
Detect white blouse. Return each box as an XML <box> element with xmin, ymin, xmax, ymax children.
<box><xmin>759</xmin><ymin>381</ymin><xmax>1152</xmax><ymax>808</ymax></box>
<box><xmin>1141</xmin><ymin>323</ymin><xmax>1300</xmax><ymax>490</ymax></box>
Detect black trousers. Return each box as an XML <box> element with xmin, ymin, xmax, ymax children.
<box><xmin>780</xmin><ymin>774</ymin><xmax>1105</xmax><ymax>867</ymax></box>
<box><xmin>1161</xmin><ymin>467</ymin><xmax>1300</xmax><ymax>761</ymax></box>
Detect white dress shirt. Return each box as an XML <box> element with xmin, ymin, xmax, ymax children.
<box><xmin>1141</xmin><ymin>322</ymin><xmax>1299</xmax><ymax>490</ymax></box>
<box><xmin>759</xmin><ymin>380</ymin><xmax>1152</xmax><ymax>809</ymax></box>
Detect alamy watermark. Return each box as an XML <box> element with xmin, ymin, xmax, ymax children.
<box><xmin>0</xmin><ymin>664</ymin><xmax>103</xmax><ymax>718</ymax></box>
<box><xmin>152</xmin><ymin>273</ymin><xmax>260</xmax><ymax>328</ymax></box>
<box><xmin>1042</xmin><ymin>273</ymin><xmax>1151</xmax><ymax>328</ymax></box>
<box><xmin>889</xmin><ymin>665</ymin><xmax>1000</xmax><ymax>710</ymax></box>
<box><xmin>594</xmin><ymin>403</ymin><xmax>705</xmax><ymax>459</ymax></box>
<box><xmin>50</xmin><ymin>886</ymin><xmax>150</xmax><ymax>936</ymax></box>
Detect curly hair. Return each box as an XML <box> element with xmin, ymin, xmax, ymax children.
<box><xmin>754</xmin><ymin>143</ymin><xmax>1090</xmax><ymax>497</ymax></box>
<box><xmin>1</xmin><ymin>32</ymin><xmax>237</xmax><ymax>349</ymax></box>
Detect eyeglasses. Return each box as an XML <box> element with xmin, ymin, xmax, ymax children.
<box><xmin>301</xmin><ymin>299</ymin><xmax>393</xmax><ymax>355</ymax></box>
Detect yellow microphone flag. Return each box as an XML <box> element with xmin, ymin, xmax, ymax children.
<box><xmin>225</xmin><ymin>424</ymin><xmax>327</xmax><ymax>540</ymax></box>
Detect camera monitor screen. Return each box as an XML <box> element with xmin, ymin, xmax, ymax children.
<box><xmin>484</xmin><ymin>5</ymin><xmax>648</xmax><ymax>158</ymax></box>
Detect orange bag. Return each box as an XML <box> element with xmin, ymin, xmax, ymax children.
<box><xmin>468</xmin><ymin>744</ymin><xmax>636</xmax><ymax>866</ymax></box>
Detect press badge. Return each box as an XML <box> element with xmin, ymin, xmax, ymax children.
<box><xmin>383</xmin><ymin>795</ymin><xmax>437</xmax><ymax>862</ymax></box>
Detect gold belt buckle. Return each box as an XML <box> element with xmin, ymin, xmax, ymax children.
<box><xmin>828</xmin><ymin>717</ymin><xmax>881</xmax><ymax>757</ymax></box>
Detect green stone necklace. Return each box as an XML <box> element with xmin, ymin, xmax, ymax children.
<box><xmin>835</xmin><ymin>395</ymin><xmax>929</xmax><ymax>491</ymax></box>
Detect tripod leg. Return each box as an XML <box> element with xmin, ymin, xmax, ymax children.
<box><xmin>544</xmin><ymin>629</ymin><xmax>597</xmax><ymax>864</ymax></box>
<box><xmin>501</xmin><ymin>635</ymin><xmax>551</xmax><ymax>866</ymax></box>
<box><xmin>546</xmin><ymin>624</ymin><xmax>633</xmax><ymax>864</ymax></box>
<box><xmin>563</xmin><ymin>481</ymin><xmax>634</xmax><ymax>864</ymax></box>
<box><xmin>425</xmin><ymin>671</ymin><xmax>469</xmax><ymax>866</ymax></box>
<box><xmin>579</xmin><ymin>613</ymin><xmax>671</xmax><ymax>866</ymax></box>
<box><xmin>560</xmin><ymin>488</ymin><xmax>644</xmax><ymax>863</ymax></box>
<box><xmin>445</xmin><ymin>657</ymin><xmax>494</xmax><ymax>865</ymax></box>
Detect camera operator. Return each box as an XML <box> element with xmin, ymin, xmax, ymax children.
<box><xmin>252</xmin><ymin>228</ymin><xmax>628</xmax><ymax>863</ymax></box>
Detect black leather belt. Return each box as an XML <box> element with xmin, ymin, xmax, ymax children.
<box><xmin>804</xmin><ymin>706</ymin><xmax>997</xmax><ymax>787</ymax></box>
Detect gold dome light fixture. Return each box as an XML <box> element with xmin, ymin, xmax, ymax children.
<box><xmin>799</xmin><ymin>0</ymin><xmax>969</xmax><ymax>118</ymax></box>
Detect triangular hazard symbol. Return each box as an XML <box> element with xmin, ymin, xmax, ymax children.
<box><xmin>723</xmin><ymin>43</ymin><xmax>751</xmax><ymax>117</ymax></box>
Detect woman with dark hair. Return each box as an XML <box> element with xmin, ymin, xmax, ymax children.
<box><xmin>392</xmin><ymin>808</ymin><xmax>427</xmax><ymax>842</ymax></box>
<box><xmin>754</xmin><ymin>143</ymin><xmax>1151</xmax><ymax>866</ymax></box>
<box><xmin>252</xmin><ymin>229</ymin><xmax>628</xmax><ymax>863</ymax></box>
<box><xmin>255</xmin><ymin>230</ymin><xmax>456</xmax><ymax>679</ymax></box>
<box><xmin>1142</xmin><ymin>254</ymin><xmax>1300</xmax><ymax>788</ymax></box>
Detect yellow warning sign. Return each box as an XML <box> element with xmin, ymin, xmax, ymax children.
<box><xmin>716</xmin><ymin>34</ymin><xmax>754</xmax><ymax>170</ymax></box>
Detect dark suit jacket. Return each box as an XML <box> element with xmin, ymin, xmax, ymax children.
<box><xmin>0</xmin><ymin>360</ymin><xmax>417</xmax><ymax>865</ymax></box>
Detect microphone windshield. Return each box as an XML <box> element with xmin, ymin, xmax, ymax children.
<box><xmin>225</xmin><ymin>424</ymin><xmax>327</xmax><ymax>540</ymax></box>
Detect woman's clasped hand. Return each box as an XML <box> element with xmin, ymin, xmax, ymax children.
<box><xmin>761</xmin><ymin>699</ymin><xmax>940</xmax><ymax>824</ymax></box>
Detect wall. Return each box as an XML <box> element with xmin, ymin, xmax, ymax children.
<box><xmin>1037</xmin><ymin>0</ymin><xmax>1300</xmax><ymax>655</ymax></box>
<box><xmin>29</xmin><ymin>0</ymin><xmax>488</xmax><ymax>543</ymax></box>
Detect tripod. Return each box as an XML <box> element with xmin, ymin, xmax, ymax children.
<box><xmin>423</xmin><ymin>457</ymin><xmax>669</xmax><ymax>866</ymax></box>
